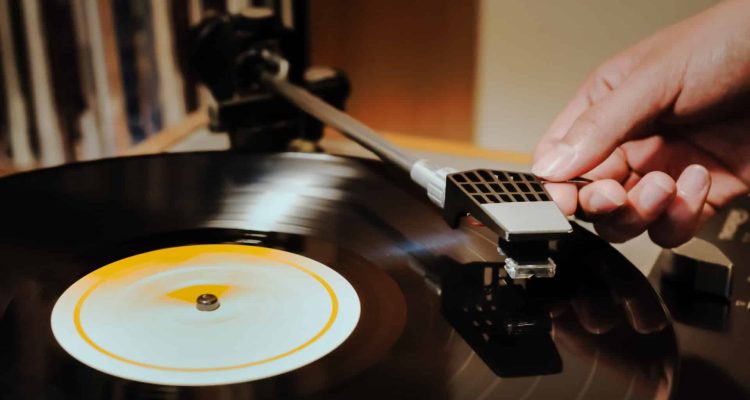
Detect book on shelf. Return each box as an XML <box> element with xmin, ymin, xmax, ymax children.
<box><xmin>0</xmin><ymin>0</ymin><xmax>211</xmax><ymax>170</ymax></box>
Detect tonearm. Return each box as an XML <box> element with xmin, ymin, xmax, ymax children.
<box><xmin>189</xmin><ymin>3</ymin><xmax>573</xmax><ymax>279</ymax></box>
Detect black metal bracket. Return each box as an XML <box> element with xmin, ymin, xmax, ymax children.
<box><xmin>190</xmin><ymin>2</ymin><xmax>351</xmax><ymax>152</ymax></box>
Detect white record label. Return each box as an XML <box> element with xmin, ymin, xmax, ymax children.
<box><xmin>51</xmin><ymin>244</ymin><xmax>361</xmax><ymax>386</ymax></box>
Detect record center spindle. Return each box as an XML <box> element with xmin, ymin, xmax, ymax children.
<box><xmin>196</xmin><ymin>293</ymin><xmax>220</xmax><ymax>311</ymax></box>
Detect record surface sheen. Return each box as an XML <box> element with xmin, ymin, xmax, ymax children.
<box><xmin>0</xmin><ymin>152</ymin><xmax>677</xmax><ymax>399</ymax></box>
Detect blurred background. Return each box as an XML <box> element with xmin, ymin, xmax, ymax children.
<box><xmin>0</xmin><ymin>0</ymin><xmax>719</xmax><ymax>175</ymax></box>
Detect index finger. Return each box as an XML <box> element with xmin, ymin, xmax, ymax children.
<box><xmin>534</xmin><ymin>84</ymin><xmax>593</xmax><ymax>161</ymax></box>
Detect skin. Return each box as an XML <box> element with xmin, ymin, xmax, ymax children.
<box><xmin>532</xmin><ymin>0</ymin><xmax>750</xmax><ymax>248</ymax></box>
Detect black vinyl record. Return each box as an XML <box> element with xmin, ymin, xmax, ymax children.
<box><xmin>0</xmin><ymin>152</ymin><xmax>676</xmax><ymax>399</ymax></box>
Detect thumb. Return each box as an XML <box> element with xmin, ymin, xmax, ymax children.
<box><xmin>532</xmin><ymin>65</ymin><xmax>677</xmax><ymax>181</ymax></box>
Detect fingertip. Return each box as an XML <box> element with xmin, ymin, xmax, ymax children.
<box><xmin>544</xmin><ymin>182</ymin><xmax>578</xmax><ymax>216</ymax></box>
<box><xmin>648</xmin><ymin>165</ymin><xmax>711</xmax><ymax>248</ymax></box>
<box><xmin>649</xmin><ymin>170</ymin><xmax>676</xmax><ymax>190</ymax></box>
<box><xmin>634</xmin><ymin>171</ymin><xmax>676</xmax><ymax>214</ymax></box>
<box><xmin>676</xmin><ymin>164</ymin><xmax>710</xmax><ymax>198</ymax></box>
<box><xmin>579</xmin><ymin>179</ymin><xmax>627</xmax><ymax>215</ymax></box>
<box><xmin>592</xmin><ymin>171</ymin><xmax>677</xmax><ymax>243</ymax></box>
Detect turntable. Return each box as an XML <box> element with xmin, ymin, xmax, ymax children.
<box><xmin>0</xmin><ymin>2</ymin><xmax>746</xmax><ymax>400</ymax></box>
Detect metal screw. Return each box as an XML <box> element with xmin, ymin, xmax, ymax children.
<box><xmin>196</xmin><ymin>293</ymin><xmax>220</xmax><ymax>312</ymax></box>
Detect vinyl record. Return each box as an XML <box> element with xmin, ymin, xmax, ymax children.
<box><xmin>0</xmin><ymin>152</ymin><xmax>677</xmax><ymax>399</ymax></box>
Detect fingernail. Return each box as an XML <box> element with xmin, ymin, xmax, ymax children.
<box><xmin>531</xmin><ymin>143</ymin><xmax>576</xmax><ymax>179</ymax></box>
<box><xmin>677</xmin><ymin>165</ymin><xmax>709</xmax><ymax>196</ymax></box>
<box><xmin>588</xmin><ymin>191</ymin><xmax>625</xmax><ymax>213</ymax></box>
<box><xmin>639</xmin><ymin>175</ymin><xmax>674</xmax><ymax>210</ymax></box>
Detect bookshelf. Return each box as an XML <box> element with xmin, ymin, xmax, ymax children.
<box><xmin>0</xmin><ymin>0</ymin><xmax>203</xmax><ymax>171</ymax></box>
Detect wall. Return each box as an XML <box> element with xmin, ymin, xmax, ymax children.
<box><xmin>309</xmin><ymin>0</ymin><xmax>477</xmax><ymax>142</ymax></box>
<box><xmin>475</xmin><ymin>0</ymin><xmax>718</xmax><ymax>154</ymax></box>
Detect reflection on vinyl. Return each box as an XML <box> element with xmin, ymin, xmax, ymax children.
<box><xmin>0</xmin><ymin>152</ymin><xmax>676</xmax><ymax>399</ymax></box>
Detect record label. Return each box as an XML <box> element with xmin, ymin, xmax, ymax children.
<box><xmin>50</xmin><ymin>244</ymin><xmax>361</xmax><ymax>386</ymax></box>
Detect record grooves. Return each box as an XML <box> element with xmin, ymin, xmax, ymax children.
<box><xmin>0</xmin><ymin>152</ymin><xmax>676</xmax><ymax>399</ymax></box>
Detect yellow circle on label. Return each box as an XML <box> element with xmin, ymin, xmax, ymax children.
<box><xmin>71</xmin><ymin>244</ymin><xmax>339</xmax><ymax>372</ymax></box>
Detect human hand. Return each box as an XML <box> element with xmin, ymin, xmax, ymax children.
<box><xmin>532</xmin><ymin>0</ymin><xmax>750</xmax><ymax>247</ymax></box>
